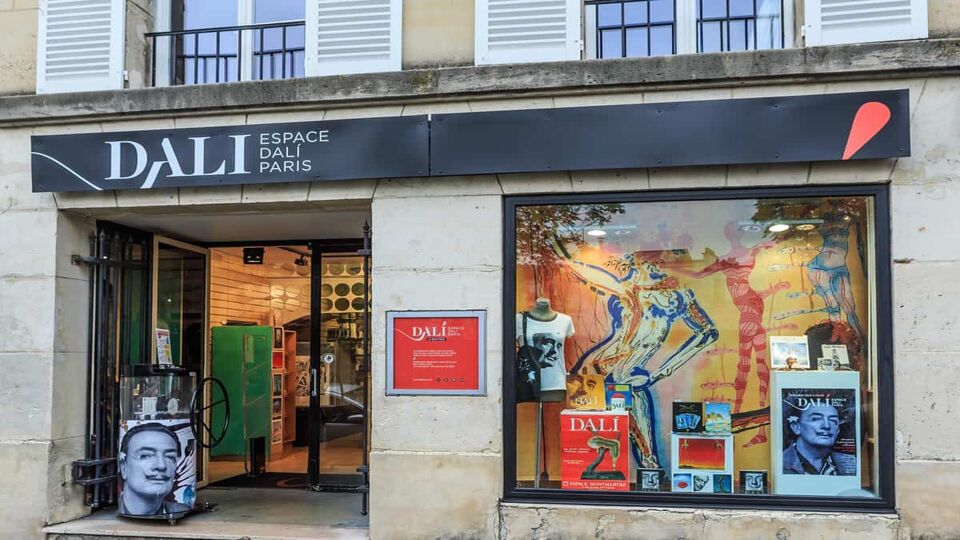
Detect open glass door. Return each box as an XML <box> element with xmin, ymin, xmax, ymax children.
<box><xmin>152</xmin><ymin>236</ymin><xmax>210</xmax><ymax>485</ymax></box>
<box><xmin>308</xmin><ymin>251</ymin><xmax>369</xmax><ymax>493</ymax></box>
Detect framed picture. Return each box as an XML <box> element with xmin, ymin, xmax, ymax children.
<box><xmin>271</xmin><ymin>397</ymin><xmax>282</xmax><ymax>418</ymax></box>
<box><xmin>740</xmin><ymin>470</ymin><xmax>769</xmax><ymax>494</ymax></box>
<box><xmin>273</xmin><ymin>327</ymin><xmax>284</xmax><ymax>349</ymax></box>
<box><xmin>770</xmin><ymin>336</ymin><xmax>811</xmax><ymax>369</ymax></box>
<box><xmin>771</xmin><ymin>371</ymin><xmax>861</xmax><ymax>496</ymax></box>
<box><xmin>271</xmin><ymin>419</ymin><xmax>282</xmax><ymax>444</ymax></box>
<box><xmin>272</xmin><ymin>373</ymin><xmax>283</xmax><ymax>395</ymax></box>
<box><xmin>637</xmin><ymin>468</ymin><xmax>663</xmax><ymax>492</ymax></box>
<box><xmin>386</xmin><ymin>310</ymin><xmax>486</xmax><ymax>396</ymax></box>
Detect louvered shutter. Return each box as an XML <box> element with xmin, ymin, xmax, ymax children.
<box><xmin>804</xmin><ymin>0</ymin><xmax>928</xmax><ymax>46</ymax></box>
<box><xmin>476</xmin><ymin>0</ymin><xmax>581</xmax><ymax>65</ymax></box>
<box><xmin>36</xmin><ymin>0</ymin><xmax>125</xmax><ymax>94</ymax></box>
<box><xmin>304</xmin><ymin>0</ymin><xmax>402</xmax><ymax>76</ymax></box>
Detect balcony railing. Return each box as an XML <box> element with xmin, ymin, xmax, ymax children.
<box><xmin>146</xmin><ymin>20</ymin><xmax>306</xmax><ymax>87</ymax></box>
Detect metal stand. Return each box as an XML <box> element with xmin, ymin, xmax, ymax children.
<box><xmin>534</xmin><ymin>402</ymin><xmax>543</xmax><ymax>488</ymax></box>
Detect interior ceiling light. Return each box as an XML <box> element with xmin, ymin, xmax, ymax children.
<box><xmin>768</xmin><ymin>223</ymin><xmax>790</xmax><ymax>233</ymax></box>
<box><xmin>796</xmin><ymin>223</ymin><xmax>817</xmax><ymax>231</ymax></box>
<box><xmin>586</xmin><ymin>229</ymin><xmax>607</xmax><ymax>237</ymax></box>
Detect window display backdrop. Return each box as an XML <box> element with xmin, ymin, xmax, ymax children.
<box><xmin>511</xmin><ymin>190</ymin><xmax>885</xmax><ymax>503</ymax></box>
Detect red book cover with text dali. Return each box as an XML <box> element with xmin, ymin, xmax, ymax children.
<box><xmin>560</xmin><ymin>410</ymin><xmax>630</xmax><ymax>491</ymax></box>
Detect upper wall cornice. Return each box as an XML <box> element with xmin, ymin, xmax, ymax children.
<box><xmin>2</xmin><ymin>38</ymin><xmax>959</xmax><ymax>127</ymax></box>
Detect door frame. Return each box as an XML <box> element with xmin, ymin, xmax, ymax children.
<box><xmin>151</xmin><ymin>235</ymin><xmax>212</xmax><ymax>485</ymax></box>
<box><xmin>201</xmin><ymin>238</ymin><xmax>368</xmax><ymax>490</ymax></box>
<box><xmin>307</xmin><ymin>243</ymin><xmax>368</xmax><ymax>490</ymax></box>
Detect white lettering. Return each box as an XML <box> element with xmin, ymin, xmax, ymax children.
<box><xmin>105</xmin><ymin>140</ymin><xmax>147</xmax><ymax>180</ymax></box>
<box><xmin>188</xmin><ymin>136</ymin><xmax>226</xmax><ymax>177</ymax></box>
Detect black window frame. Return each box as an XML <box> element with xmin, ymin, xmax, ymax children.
<box><xmin>501</xmin><ymin>183</ymin><xmax>895</xmax><ymax>513</ymax></box>
<box><xmin>586</xmin><ymin>0</ymin><xmax>678</xmax><ymax>59</ymax></box>
<box><xmin>696</xmin><ymin>0</ymin><xmax>786</xmax><ymax>53</ymax></box>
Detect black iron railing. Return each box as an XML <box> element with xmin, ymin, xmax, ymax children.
<box><xmin>146</xmin><ymin>20</ymin><xmax>306</xmax><ymax>86</ymax></box>
<box><xmin>697</xmin><ymin>0</ymin><xmax>785</xmax><ymax>52</ymax></box>
<box><xmin>586</xmin><ymin>0</ymin><xmax>677</xmax><ymax>58</ymax></box>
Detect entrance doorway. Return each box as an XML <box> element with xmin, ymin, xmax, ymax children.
<box><xmin>78</xmin><ymin>217</ymin><xmax>371</xmax><ymax>517</ymax></box>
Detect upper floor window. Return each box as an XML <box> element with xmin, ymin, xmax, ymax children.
<box><xmin>152</xmin><ymin>0</ymin><xmax>306</xmax><ymax>86</ymax></box>
<box><xmin>585</xmin><ymin>0</ymin><xmax>785</xmax><ymax>59</ymax></box>
<box><xmin>476</xmin><ymin>0</ymin><xmax>927</xmax><ymax>66</ymax></box>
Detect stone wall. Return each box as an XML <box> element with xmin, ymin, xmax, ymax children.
<box><xmin>0</xmin><ymin>0</ymin><xmax>38</xmax><ymax>96</ymax></box>
<box><xmin>1</xmin><ymin>75</ymin><xmax>959</xmax><ymax>538</ymax></box>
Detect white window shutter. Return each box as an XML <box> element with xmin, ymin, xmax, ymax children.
<box><xmin>305</xmin><ymin>0</ymin><xmax>402</xmax><ymax>76</ymax></box>
<box><xmin>476</xmin><ymin>0</ymin><xmax>581</xmax><ymax>65</ymax></box>
<box><xmin>36</xmin><ymin>0</ymin><xmax>125</xmax><ymax>94</ymax></box>
<box><xmin>804</xmin><ymin>0</ymin><xmax>928</xmax><ymax>46</ymax></box>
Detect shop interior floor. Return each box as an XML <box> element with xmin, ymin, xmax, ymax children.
<box><xmin>43</xmin><ymin>487</ymin><xmax>369</xmax><ymax>540</ymax></box>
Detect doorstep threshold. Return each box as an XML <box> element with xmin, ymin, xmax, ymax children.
<box><xmin>44</xmin><ymin>515</ymin><xmax>369</xmax><ymax>540</ymax></box>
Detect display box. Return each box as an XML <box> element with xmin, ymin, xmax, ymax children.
<box><xmin>770</xmin><ymin>371</ymin><xmax>861</xmax><ymax>496</ymax></box>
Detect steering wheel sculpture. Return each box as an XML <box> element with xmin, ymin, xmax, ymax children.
<box><xmin>190</xmin><ymin>377</ymin><xmax>230</xmax><ymax>449</ymax></box>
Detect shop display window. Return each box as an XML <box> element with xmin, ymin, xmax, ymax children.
<box><xmin>505</xmin><ymin>186</ymin><xmax>893</xmax><ymax>509</ymax></box>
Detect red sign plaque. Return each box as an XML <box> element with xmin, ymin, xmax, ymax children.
<box><xmin>387</xmin><ymin>311</ymin><xmax>486</xmax><ymax>395</ymax></box>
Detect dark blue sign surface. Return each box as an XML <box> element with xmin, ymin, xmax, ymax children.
<box><xmin>32</xmin><ymin>116</ymin><xmax>429</xmax><ymax>192</ymax></box>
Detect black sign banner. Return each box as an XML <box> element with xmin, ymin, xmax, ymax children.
<box><xmin>430</xmin><ymin>90</ymin><xmax>910</xmax><ymax>175</ymax></box>
<box><xmin>31</xmin><ymin>91</ymin><xmax>909</xmax><ymax>193</ymax></box>
<box><xmin>31</xmin><ymin>116</ymin><xmax>429</xmax><ymax>192</ymax></box>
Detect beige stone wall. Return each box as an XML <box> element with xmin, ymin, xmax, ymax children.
<box><xmin>928</xmin><ymin>0</ymin><xmax>960</xmax><ymax>37</ymax></box>
<box><xmin>402</xmin><ymin>0</ymin><xmax>475</xmax><ymax>69</ymax></box>
<box><xmin>0</xmin><ymin>122</ymin><xmax>92</xmax><ymax>537</ymax></box>
<box><xmin>2</xmin><ymin>77</ymin><xmax>960</xmax><ymax>538</ymax></box>
<box><xmin>0</xmin><ymin>0</ymin><xmax>38</xmax><ymax>96</ymax></box>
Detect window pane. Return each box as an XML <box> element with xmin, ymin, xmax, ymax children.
<box><xmin>600</xmin><ymin>29</ymin><xmax>623</xmax><ymax>57</ymax></box>
<box><xmin>624</xmin><ymin>2</ymin><xmax>648</xmax><ymax>25</ymax></box>
<box><xmin>650</xmin><ymin>25</ymin><xmax>673</xmax><ymax>55</ymax></box>
<box><xmin>513</xmin><ymin>196</ymin><xmax>879</xmax><ymax>500</ymax></box>
<box><xmin>699</xmin><ymin>0</ymin><xmax>727</xmax><ymax>19</ymax></box>
<box><xmin>730</xmin><ymin>0</ymin><xmax>756</xmax><ymax>17</ymax></box>
<box><xmin>700</xmin><ymin>21</ymin><xmax>723</xmax><ymax>53</ymax></box>
<box><xmin>598</xmin><ymin>3</ymin><xmax>623</xmax><ymax>26</ymax></box>
<box><xmin>625</xmin><ymin>27</ymin><xmax>649</xmax><ymax>57</ymax></box>
<box><xmin>180</xmin><ymin>0</ymin><xmax>237</xmax><ymax>29</ymax></box>
<box><xmin>650</xmin><ymin>0</ymin><xmax>674</xmax><ymax>23</ymax></box>
<box><xmin>255</xmin><ymin>0</ymin><xmax>306</xmax><ymax>22</ymax></box>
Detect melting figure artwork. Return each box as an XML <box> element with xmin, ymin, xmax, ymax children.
<box><xmin>673</xmin><ymin>223</ymin><xmax>786</xmax><ymax>447</ymax></box>
<box><xmin>555</xmin><ymin>241</ymin><xmax>719</xmax><ymax>468</ymax></box>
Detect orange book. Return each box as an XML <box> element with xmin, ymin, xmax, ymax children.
<box><xmin>565</xmin><ymin>374</ymin><xmax>606</xmax><ymax>410</ymax></box>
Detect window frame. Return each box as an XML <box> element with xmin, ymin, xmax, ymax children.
<box><xmin>152</xmin><ymin>0</ymin><xmax>306</xmax><ymax>86</ymax></box>
<box><xmin>501</xmin><ymin>183</ymin><xmax>895</xmax><ymax>512</ymax></box>
<box><xmin>584</xmin><ymin>0</ymin><xmax>795</xmax><ymax>58</ymax></box>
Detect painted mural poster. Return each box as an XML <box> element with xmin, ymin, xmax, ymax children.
<box><xmin>515</xmin><ymin>197</ymin><xmax>871</xmax><ymax>489</ymax></box>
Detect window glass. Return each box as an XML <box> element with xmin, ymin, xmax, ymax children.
<box><xmin>590</xmin><ymin>0</ymin><xmax>675</xmax><ymax>58</ymax></box>
<box><xmin>253</xmin><ymin>0</ymin><xmax>306</xmax><ymax>80</ymax></box>
<box><xmin>513</xmin><ymin>196</ymin><xmax>879</xmax><ymax>499</ymax></box>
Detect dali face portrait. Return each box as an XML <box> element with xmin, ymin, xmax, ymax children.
<box><xmin>782</xmin><ymin>399</ymin><xmax>856</xmax><ymax>476</ymax></box>
<box><xmin>790</xmin><ymin>404</ymin><xmax>841</xmax><ymax>449</ymax></box>
<box><xmin>532</xmin><ymin>334</ymin><xmax>561</xmax><ymax>368</ymax></box>
<box><xmin>119</xmin><ymin>424</ymin><xmax>184</xmax><ymax>516</ymax></box>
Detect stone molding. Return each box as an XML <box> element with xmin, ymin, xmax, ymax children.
<box><xmin>1</xmin><ymin>39</ymin><xmax>959</xmax><ymax>126</ymax></box>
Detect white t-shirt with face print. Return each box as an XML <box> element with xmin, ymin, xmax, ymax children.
<box><xmin>516</xmin><ymin>312</ymin><xmax>575</xmax><ymax>393</ymax></box>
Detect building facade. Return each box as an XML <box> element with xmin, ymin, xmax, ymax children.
<box><xmin>1</xmin><ymin>0</ymin><xmax>960</xmax><ymax>539</ymax></box>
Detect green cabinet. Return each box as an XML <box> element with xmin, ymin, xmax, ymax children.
<box><xmin>211</xmin><ymin>326</ymin><xmax>272</xmax><ymax>457</ymax></box>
